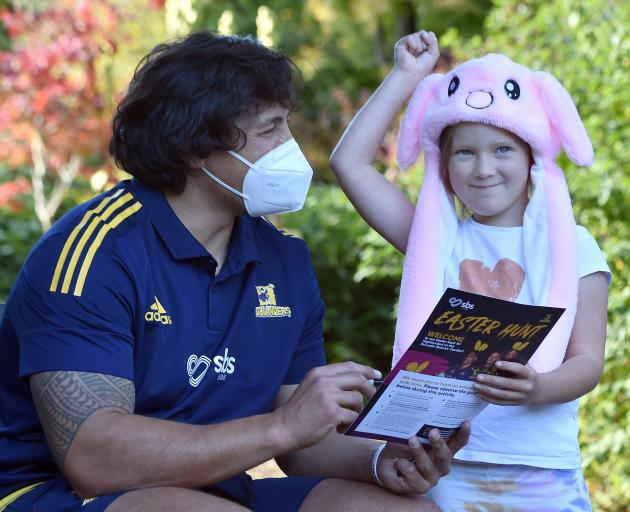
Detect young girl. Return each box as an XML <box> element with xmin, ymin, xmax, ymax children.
<box><xmin>330</xmin><ymin>31</ymin><xmax>610</xmax><ymax>510</ymax></box>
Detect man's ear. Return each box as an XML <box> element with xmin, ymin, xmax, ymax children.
<box><xmin>189</xmin><ymin>157</ymin><xmax>204</xmax><ymax>169</ymax></box>
<box><xmin>189</xmin><ymin>151</ymin><xmax>215</xmax><ymax>171</ymax></box>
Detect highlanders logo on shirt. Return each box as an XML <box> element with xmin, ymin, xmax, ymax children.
<box><xmin>145</xmin><ymin>296</ymin><xmax>172</xmax><ymax>324</ymax></box>
<box><xmin>255</xmin><ymin>284</ymin><xmax>291</xmax><ymax>318</ymax></box>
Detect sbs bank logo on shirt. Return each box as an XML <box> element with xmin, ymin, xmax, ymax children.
<box><xmin>187</xmin><ymin>348</ymin><xmax>236</xmax><ymax>387</ymax></box>
<box><xmin>255</xmin><ymin>284</ymin><xmax>291</xmax><ymax>318</ymax></box>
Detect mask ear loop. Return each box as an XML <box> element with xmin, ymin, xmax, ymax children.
<box><xmin>200</xmin><ymin>165</ymin><xmax>250</xmax><ymax>200</ymax></box>
<box><xmin>228</xmin><ymin>150</ymin><xmax>257</xmax><ymax>170</ymax></box>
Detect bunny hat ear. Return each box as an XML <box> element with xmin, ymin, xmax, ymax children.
<box><xmin>397</xmin><ymin>73</ymin><xmax>443</xmax><ymax>170</ymax></box>
<box><xmin>393</xmin><ymin>74</ymin><xmax>457</xmax><ymax>365</ymax></box>
<box><xmin>534</xmin><ymin>71</ymin><xmax>594</xmax><ymax>167</ymax></box>
<box><xmin>525</xmin><ymin>70</ymin><xmax>593</xmax><ymax>371</ymax></box>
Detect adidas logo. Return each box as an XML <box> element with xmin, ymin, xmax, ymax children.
<box><xmin>145</xmin><ymin>296</ymin><xmax>172</xmax><ymax>325</ymax></box>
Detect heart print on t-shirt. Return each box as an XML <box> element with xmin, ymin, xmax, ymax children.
<box><xmin>459</xmin><ymin>258</ymin><xmax>525</xmax><ymax>302</ymax></box>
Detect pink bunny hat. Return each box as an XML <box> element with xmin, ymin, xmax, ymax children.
<box><xmin>394</xmin><ymin>53</ymin><xmax>593</xmax><ymax>372</ymax></box>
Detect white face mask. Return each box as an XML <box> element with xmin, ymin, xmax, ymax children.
<box><xmin>200</xmin><ymin>138</ymin><xmax>313</xmax><ymax>217</ymax></box>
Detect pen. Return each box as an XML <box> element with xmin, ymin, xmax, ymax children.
<box><xmin>368</xmin><ymin>379</ymin><xmax>384</xmax><ymax>388</ymax></box>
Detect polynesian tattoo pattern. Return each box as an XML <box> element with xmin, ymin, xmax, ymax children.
<box><xmin>30</xmin><ymin>371</ymin><xmax>135</xmax><ymax>468</ymax></box>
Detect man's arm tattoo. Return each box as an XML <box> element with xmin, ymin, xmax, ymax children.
<box><xmin>30</xmin><ymin>371</ymin><xmax>135</xmax><ymax>469</ymax></box>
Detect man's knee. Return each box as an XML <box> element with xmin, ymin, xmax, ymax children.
<box><xmin>299</xmin><ymin>478</ymin><xmax>441</xmax><ymax>512</ymax></box>
<box><xmin>106</xmin><ymin>486</ymin><xmax>250</xmax><ymax>512</ymax></box>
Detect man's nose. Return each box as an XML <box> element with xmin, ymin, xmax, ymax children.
<box><xmin>278</xmin><ymin>126</ymin><xmax>293</xmax><ymax>144</ymax></box>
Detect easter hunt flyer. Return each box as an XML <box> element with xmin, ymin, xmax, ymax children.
<box><xmin>345</xmin><ymin>288</ymin><xmax>564</xmax><ymax>444</ymax></box>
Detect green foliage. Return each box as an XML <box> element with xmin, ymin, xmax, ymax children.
<box><xmin>441</xmin><ymin>1</ymin><xmax>630</xmax><ymax>509</ymax></box>
<box><xmin>276</xmin><ymin>161</ymin><xmax>424</xmax><ymax>369</ymax></box>
<box><xmin>0</xmin><ymin>174</ymin><xmax>41</xmax><ymax>302</ymax></box>
<box><xmin>276</xmin><ymin>184</ymin><xmax>404</xmax><ymax>368</ymax></box>
<box><xmin>0</xmin><ymin>165</ymin><xmax>94</xmax><ymax>302</ymax></box>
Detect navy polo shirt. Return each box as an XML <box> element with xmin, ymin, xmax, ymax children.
<box><xmin>0</xmin><ymin>179</ymin><xmax>326</xmax><ymax>498</ymax></box>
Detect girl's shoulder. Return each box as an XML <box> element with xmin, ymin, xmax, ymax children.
<box><xmin>576</xmin><ymin>224</ymin><xmax>604</xmax><ymax>255</ymax></box>
<box><xmin>575</xmin><ymin>224</ymin><xmax>598</xmax><ymax>246</ymax></box>
<box><xmin>575</xmin><ymin>225</ymin><xmax>611</xmax><ymax>283</ymax></box>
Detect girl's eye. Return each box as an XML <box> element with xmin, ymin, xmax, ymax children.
<box><xmin>456</xmin><ymin>149</ymin><xmax>473</xmax><ymax>156</ymax></box>
<box><xmin>497</xmin><ymin>146</ymin><xmax>512</xmax><ymax>154</ymax></box>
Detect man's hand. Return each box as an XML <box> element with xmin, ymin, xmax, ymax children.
<box><xmin>377</xmin><ymin>423</ymin><xmax>470</xmax><ymax>495</ymax></box>
<box><xmin>393</xmin><ymin>30</ymin><xmax>439</xmax><ymax>80</ymax></box>
<box><xmin>473</xmin><ymin>362</ymin><xmax>542</xmax><ymax>405</ymax></box>
<box><xmin>272</xmin><ymin>362</ymin><xmax>380</xmax><ymax>451</ymax></box>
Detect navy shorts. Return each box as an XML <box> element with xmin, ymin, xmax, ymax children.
<box><xmin>4</xmin><ymin>473</ymin><xmax>324</xmax><ymax>512</ymax></box>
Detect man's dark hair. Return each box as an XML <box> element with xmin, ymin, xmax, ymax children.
<box><xmin>109</xmin><ymin>32</ymin><xmax>300</xmax><ymax>193</ymax></box>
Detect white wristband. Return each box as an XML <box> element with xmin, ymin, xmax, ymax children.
<box><xmin>371</xmin><ymin>443</ymin><xmax>386</xmax><ymax>487</ymax></box>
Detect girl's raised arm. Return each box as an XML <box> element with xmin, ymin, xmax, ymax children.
<box><xmin>329</xmin><ymin>31</ymin><xmax>439</xmax><ymax>254</ymax></box>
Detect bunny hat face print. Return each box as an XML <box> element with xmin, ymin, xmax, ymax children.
<box><xmin>394</xmin><ymin>54</ymin><xmax>594</xmax><ymax>372</ymax></box>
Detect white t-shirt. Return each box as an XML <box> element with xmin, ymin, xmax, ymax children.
<box><xmin>445</xmin><ymin>219</ymin><xmax>611</xmax><ymax>469</ymax></box>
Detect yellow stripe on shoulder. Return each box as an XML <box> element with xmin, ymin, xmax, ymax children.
<box><xmin>73</xmin><ymin>201</ymin><xmax>143</xmax><ymax>297</ymax></box>
<box><xmin>60</xmin><ymin>192</ymin><xmax>136</xmax><ymax>294</ymax></box>
<box><xmin>49</xmin><ymin>188</ymin><xmax>125</xmax><ymax>293</ymax></box>
<box><xmin>0</xmin><ymin>481</ymin><xmax>44</xmax><ymax>510</ymax></box>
